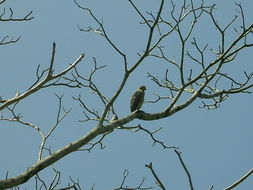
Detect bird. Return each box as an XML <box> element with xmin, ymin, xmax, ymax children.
<box><xmin>130</xmin><ymin>86</ymin><xmax>146</xmax><ymax>112</ymax></box>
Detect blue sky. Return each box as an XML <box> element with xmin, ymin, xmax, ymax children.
<box><xmin>0</xmin><ymin>0</ymin><xmax>253</xmax><ymax>189</ymax></box>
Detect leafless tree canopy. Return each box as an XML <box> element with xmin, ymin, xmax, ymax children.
<box><xmin>0</xmin><ymin>0</ymin><xmax>253</xmax><ymax>189</ymax></box>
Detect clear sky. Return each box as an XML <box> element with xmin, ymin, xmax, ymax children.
<box><xmin>0</xmin><ymin>0</ymin><xmax>253</xmax><ymax>189</ymax></box>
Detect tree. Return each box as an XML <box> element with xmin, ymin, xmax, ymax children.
<box><xmin>0</xmin><ymin>0</ymin><xmax>253</xmax><ymax>189</ymax></box>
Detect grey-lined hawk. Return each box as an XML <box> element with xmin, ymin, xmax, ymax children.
<box><xmin>130</xmin><ymin>86</ymin><xmax>146</xmax><ymax>112</ymax></box>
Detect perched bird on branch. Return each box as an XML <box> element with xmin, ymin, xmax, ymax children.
<box><xmin>130</xmin><ymin>86</ymin><xmax>146</xmax><ymax>112</ymax></box>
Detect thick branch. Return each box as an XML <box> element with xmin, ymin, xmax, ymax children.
<box><xmin>0</xmin><ymin>125</ymin><xmax>107</xmax><ymax>189</ymax></box>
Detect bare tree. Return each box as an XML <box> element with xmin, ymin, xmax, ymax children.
<box><xmin>0</xmin><ymin>0</ymin><xmax>253</xmax><ymax>189</ymax></box>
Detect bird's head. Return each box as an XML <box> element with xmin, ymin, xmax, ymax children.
<box><xmin>139</xmin><ymin>86</ymin><xmax>146</xmax><ymax>91</ymax></box>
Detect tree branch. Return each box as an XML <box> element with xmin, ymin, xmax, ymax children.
<box><xmin>0</xmin><ymin>43</ymin><xmax>85</xmax><ymax>111</ymax></box>
<box><xmin>145</xmin><ymin>163</ymin><xmax>167</xmax><ymax>190</ymax></box>
<box><xmin>175</xmin><ymin>150</ymin><xmax>194</xmax><ymax>190</ymax></box>
<box><xmin>223</xmin><ymin>168</ymin><xmax>253</xmax><ymax>190</ymax></box>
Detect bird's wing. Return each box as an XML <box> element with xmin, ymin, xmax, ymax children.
<box><xmin>130</xmin><ymin>90</ymin><xmax>144</xmax><ymax>112</ymax></box>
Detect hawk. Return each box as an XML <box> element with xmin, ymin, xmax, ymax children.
<box><xmin>130</xmin><ymin>86</ymin><xmax>146</xmax><ymax>112</ymax></box>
